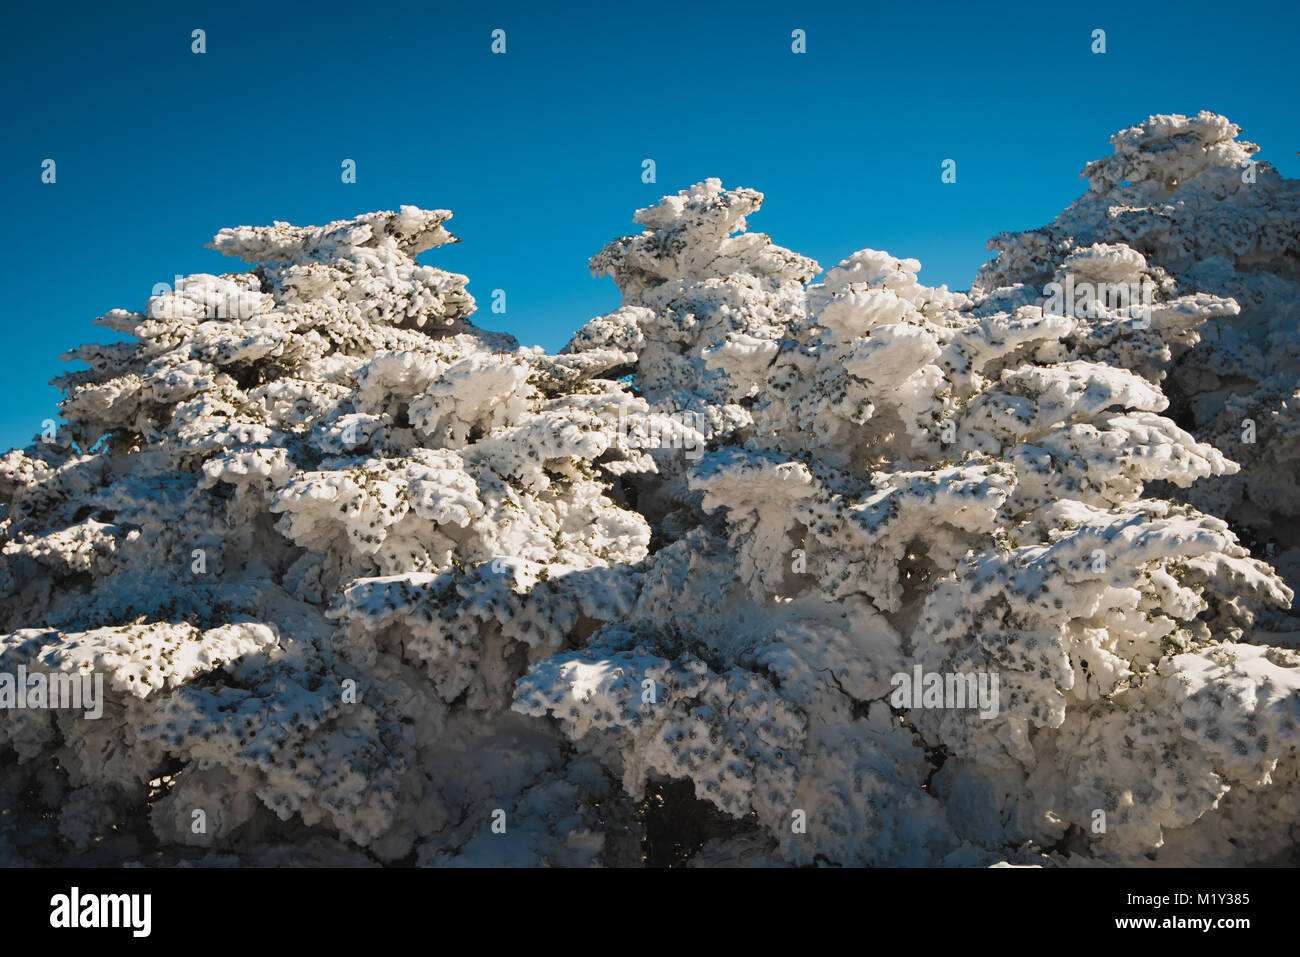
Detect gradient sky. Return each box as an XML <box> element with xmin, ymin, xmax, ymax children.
<box><xmin>2</xmin><ymin>0</ymin><xmax>1297</xmax><ymax>452</ymax></box>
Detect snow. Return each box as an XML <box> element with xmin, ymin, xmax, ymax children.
<box><xmin>1</xmin><ymin>112</ymin><xmax>1297</xmax><ymax>866</ymax></box>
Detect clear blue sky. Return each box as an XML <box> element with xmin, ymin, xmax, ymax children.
<box><xmin>2</xmin><ymin>0</ymin><xmax>1297</xmax><ymax>452</ymax></box>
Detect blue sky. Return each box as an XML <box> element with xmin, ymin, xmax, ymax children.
<box><xmin>2</xmin><ymin>0</ymin><xmax>1297</xmax><ymax>452</ymax></box>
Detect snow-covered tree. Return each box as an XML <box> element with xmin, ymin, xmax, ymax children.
<box><xmin>974</xmin><ymin>111</ymin><xmax>1300</xmax><ymax>612</ymax></box>
<box><xmin>0</xmin><ymin>207</ymin><xmax>653</xmax><ymax>864</ymax></box>
<box><xmin>522</xmin><ymin>179</ymin><xmax>1298</xmax><ymax>865</ymax></box>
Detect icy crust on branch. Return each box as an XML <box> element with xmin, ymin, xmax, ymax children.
<box><xmin>516</xmin><ymin>168</ymin><xmax>1298</xmax><ymax>866</ymax></box>
<box><xmin>0</xmin><ymin>207</ymin><xmax>660</xmax><ymax>865</ymax></box>
<box><xmin>208</xmin><ymin>207</ymin><xmax>475</xmax><ymax>332</ymax></box>
<box><xmin>973</xmin><ymin>112</ymin><xmax>1300</xmax><ymax>577</ymax></box>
